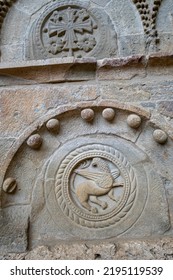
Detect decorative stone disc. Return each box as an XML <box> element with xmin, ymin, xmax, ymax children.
<box><xmin>33</xmin><ymin>0</ymin><xmax>114</xmax><ymax>59</ymax></box>
<box><xmin>55</xmin><ymin>144</ymin><xmax>137</xmax><ymax>228</ymax></box>
<box><xmin>42</xmin><ymin>134</ymin><xmax>160</xmax><ymax>239</ymax></box>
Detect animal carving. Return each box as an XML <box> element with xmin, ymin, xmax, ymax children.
<box><xmin>74</xmin><ymin>157</ymin><xmax>124</xmax><ymax>213</ymax></box>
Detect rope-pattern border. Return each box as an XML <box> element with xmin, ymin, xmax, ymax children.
<box><xmin>55</xmin><ymin>144</ymin><xmax>137</xmax><ymax>228</ymax></box>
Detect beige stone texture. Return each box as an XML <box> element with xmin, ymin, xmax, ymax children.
<box><xmin>1</xmin><ymin>237</ymin><xmax>173</xmax><ymax>260</ymax></box>
<box><xmin>1</xmin><ymin>0</ymin><xmax>173</xmax><ymax>259</ymax></box>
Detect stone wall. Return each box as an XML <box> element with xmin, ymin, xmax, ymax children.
<box><xmin>0</xmin><ymin>0</ymin><xmax>173</xmax><ymax>259</ymax></box>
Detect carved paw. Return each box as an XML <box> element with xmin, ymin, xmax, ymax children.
<box><xmin>91</xmin><ymin>207</ymin><xmax>98</xmax><ymax>214</ymax></box>
<box><xmin>101</xmin><ymin>201</ymin><xmax>108</xmax><ymax>209</ymax></box>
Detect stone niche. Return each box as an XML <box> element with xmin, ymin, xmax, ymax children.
<box><xmin>0</xmin><ymin>0</ymin><xmax>173</xmax><ymax>259</ymax></box>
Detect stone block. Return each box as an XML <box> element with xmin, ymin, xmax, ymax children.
<box><xmin>0</xmin><ymin>206</ymin><xmax>29</xmax><ymax>254</ymax></box>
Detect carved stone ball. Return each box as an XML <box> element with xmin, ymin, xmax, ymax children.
<box><xmin>153</xmin><ymin>129</ymin><xmax>168</xmax><ymax>144</ymax></box>
<box><xmin>27</xmin><ymin>134</ymin><xmax>43</xmax><ymax>149</ymax></box>
<box><xmin>102</xmin><ymin>108</ymin><xmax>115</xmax><ymax>121</ymax></box>
<box><xmin>127</xmin><ymin>114</ymin><xmax>142</xmax><ymax>128</ymax></box>
<box><xmin>2</xmin><ymin>177</ymin><xmax>17</xmax><ymax>194</ymax></box>
<box><xmin>46</xmin><ymin>118</ymin><xmax>60</xmax><ymax>134</ymax></box>
<box><xmin>81</xmin><ymin>108</ymin><xmax>94</xmax><ymax>122</ymax></box>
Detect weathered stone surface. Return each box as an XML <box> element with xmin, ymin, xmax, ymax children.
<box><xmin>1</xmin><ymin>0</ymin><xmax>173</xmax><ymax>259</ymax></box>
<box><xmin>157</xmin><ymin>101</ymin><xmax>173</xmax><ymax>118</ymax></box>
<box><xmin>0</xmin><ymin>206</ymin><xmax>29</xmax><ymax>254</ymax></box>
<box><xmin>1</xmin><ymin>237</ymin><xmax>173</xmax><ymax>260</ymax></box>
<box><xmin>1</xmin><ymin>0</ymin><xmax>173</xmax><ymax>61</ymax></box>
<box><xmin>26</xmin><ymin>0</ymin><xmax>117</xmax><ymax>60</ymax></box>
<box><xmin>0</xmin><ymin>104</ymin><xmax>169</xmax><ymax>248</ymax></box>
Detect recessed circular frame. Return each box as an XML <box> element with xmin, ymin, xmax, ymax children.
<box><xmin>55</xmin><ymin>144</ymin><xmax>137</xmax><ymax>228</ymax></box>
<box><xmin>41</xmin><ymin>134</ymin><xmax>150</xmax><ymax>238</ymax></box>
<box><xmin>34</xmin><ymin>0</ymin><xmax>110</xmax><ymax>59</ymax></box>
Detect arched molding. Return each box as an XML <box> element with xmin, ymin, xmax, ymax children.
<box><xmin>0</xmin><ymin>100</ymin><xmax>151</xmax><ymax>188</ymax></box>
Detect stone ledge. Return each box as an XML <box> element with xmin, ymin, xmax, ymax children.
<box><xmin>0</xmin><ymin>57</ymin><xmax>97</xmax><ymax>70</ymax></box>
<box><xmin>0</xmin><ymin>53</ymin><xmax>173</xmax><ymax>70</ymax></box>
<box><xmin>0</xmin><ymin>54</ymin><xmax>173</xmax><ymax>84</ymax></box>
<box><xmin>1</xmin><ymin>237</ymin><xmax>173</xmax><ymax>260</ymax></box>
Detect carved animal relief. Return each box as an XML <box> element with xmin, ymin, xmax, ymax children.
<box><xmin>0</xmin><ymin>103</ymin><xmax>170</xmax><ymax>246</ymax></box>
<box><xmin>55</xmin><ymin>144</ymin><xmax>136</xmax><ymax>228</ymax></box>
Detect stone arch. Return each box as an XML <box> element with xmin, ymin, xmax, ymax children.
<box><xmin>0</xmin><ymin>100</ymin><xmax>170</xmax><ymax>245</ymax></box>
<box><xmin>0</xmin><ymin>100</ymin><xmax>150</xmax><ymax>186</ymax></box>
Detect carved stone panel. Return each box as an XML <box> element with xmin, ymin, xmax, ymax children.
<box><xmin>43</xmin><ymin>136</ymin><xmax>146</xmax><ymax>237</ymax></box>
<box><xmin>1</xmin><ymin>0</ymin><xmax>173</xmax><ymax>61</ymax></box>
<box><xmin>49</xmin><ymin>143</ymin><xmax>137</xmax><ymax>229</ymax></box>
<box><xmin>0</xmin><ymin>103</ymin><xmax>170</xmax><ymax>249</ymax></box>
<box><xmin>27</xmin><ymin>0</ymin><xmax>117</xmax><ymax>60</ymax></box>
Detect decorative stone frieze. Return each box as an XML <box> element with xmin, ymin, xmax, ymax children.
<box><xmin>153</xmin><ymin>129</ymin><xmax>168</xmax><ymax>144</ymax></box>
<box><xmin>26</xmin><ymin>134</ymin><xmax>43</xmax><ymax>150</ymax></box>
<box><xmin>81</xmin><ymin>108</ymin><xmax>95</xmax><ymax>122</ymax></box>
<box><xmin>102</xmin><ymin>108</ymin><xmax>115</xmax><ymax>121</ymax></box>
<box><xmin>127</xmin><ymin>114</ymin><xmax>142</xmax><ymax>129</ymax></box>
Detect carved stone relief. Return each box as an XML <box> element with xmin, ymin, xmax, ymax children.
<box><xmin>132</xmin><ymin>0</ymin><xmax>163</xmax><ymax>50</ymax></box>
<box><xmin>0</xmin><ymin>1</ymin><xmax>16</xmax><ymax>30</ymax></box>
<box><xmin>27</xmin><ymin>0</ymin><xmax>117</xmax><ymax>59</ymax></box>
<box><xmin>0</xmin><ymin>0</ymin><xmax>173</xmax><ymax>61</ymax></box>
<box><xmin>0</xmin><ymin>103</ymin><xmax>170</xmax><ymax>248</ymax></box>
<box><xmin>54</xmin><ymin>144</ymin><xmax>136</xmax><ymax>228</ymax></box>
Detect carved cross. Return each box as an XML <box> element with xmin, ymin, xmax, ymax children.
<box><xmin>48</xmin><ymin>7</ymin><xmax>94</xmax><ymax>56</ymax></box>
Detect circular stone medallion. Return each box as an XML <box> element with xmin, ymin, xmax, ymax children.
<box><xmin>34</xmin><ymin>0</ymin><xmax>108</xmax><ymax>58</ymax></box>
<box><xmin>55</xmin><ymin>144</ymin><xmax>137</xmax><ymax>228</ymax></box>
<box><xmin>43</xmin><ymin>135</ymin><xmax>149</xmax><ymax>238</ymax></box>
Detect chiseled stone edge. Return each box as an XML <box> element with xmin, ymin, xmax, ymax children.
<box><xmin>1</xmin><ymin>54</ymin><xmax>173</xmax><ymax>83</ymax></box>
<box><xmin>1</xmin><ymin>54</ymin><xmax>173</xmax><ymax>71</ymax></box>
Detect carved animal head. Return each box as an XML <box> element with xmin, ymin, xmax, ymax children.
<box><xmin>91</xmin><ymin>157</ymin><xmax>110</xmax><ymax>173</ymax></box>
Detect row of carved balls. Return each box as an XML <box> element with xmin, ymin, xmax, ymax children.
<box><xmin>26</xmin><ymin>108</ymin><xmax>168</xmax><ymax>150</ymax></box>
<box><xmin>2</xmin><ymin>108</ymin><xmax>168</xmax><ymax>194</ymax></box>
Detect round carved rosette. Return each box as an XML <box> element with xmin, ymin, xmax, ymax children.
<box><xmin>34</xmin><ymin>0</ymin><xmax>109</xmax><ymax>58</ymax></box>
<box><xmin>55</xmin><ymin>144</ymin><xmax>137</xmax><ymax>228</ymax></box>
